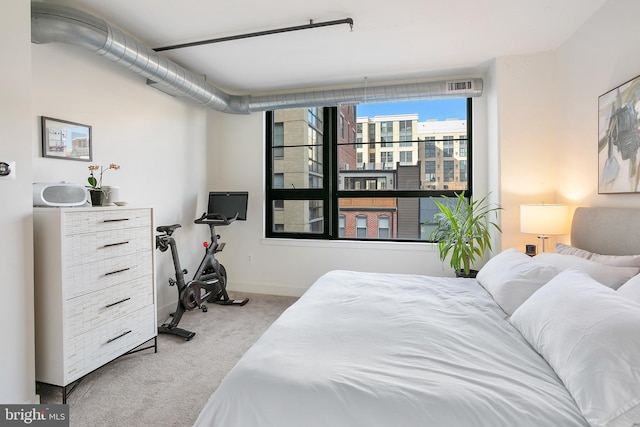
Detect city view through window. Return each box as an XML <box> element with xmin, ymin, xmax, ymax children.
<box><xmin>267</xmin><ymin>99</ymin><xmax>470</xmax><ymax>241</ymax></box>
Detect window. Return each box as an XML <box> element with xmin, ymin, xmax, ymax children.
<box><xmin>356</xmin><ymin>215</ymin><xmax>367</xmax><ymax>238</ymax></box>
<box><xmin>399</xmin><ymin>151</ymin><xmax>412</xmax><ymax>165</ymax></box>
<box><xmin>274</xmin><ymin>123</ymin><xmax>284</xmax><ymax>158</ymax></box>
<box><xmin>380</xmin><ymin>122</ymin><xmax>393</xmax><ymax>147</ymax></box>
<box><xmin>378</xmin><ymin>215</ymin><xmax>390</xmax><ymax>238</ymax></box>
<box><xmin>399</xmin><ymin>120</ymin><xmax>412</xmax><ymax>146</ymax></box>
<box><xmin>443</xmin><ymin>160</ymin><xmax>454</xmax><ymax>182</ymax></box>
<box><xmin>443</xmin><ymin>136</ymin><xmax>454</xmax><ymax>157</ymax></box>
<box><xmin>424</xmin><ymin>137</ymin><xmax>436</xmax><ymax>158</ymax></box>
<box><xmin>265</xmin><ymin>98</ymin><xmax>471</xmax><ymax>241</ymax></box>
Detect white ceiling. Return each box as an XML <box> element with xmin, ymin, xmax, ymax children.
<box><xmin>43</xmin><ymin>0</ymin><xmax>608</xmax><ymax>95</ymax></box>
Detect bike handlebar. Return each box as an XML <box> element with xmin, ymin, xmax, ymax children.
<box><xmin>194</xmin><ymin>211</ymin><xmax>238</xmax><ymax>226</ymax></box>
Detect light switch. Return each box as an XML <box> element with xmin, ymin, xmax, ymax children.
<box><xmin>0</xmin><ymin>161</ymin><xmax>16</xmax><ymax>180</ymax></box>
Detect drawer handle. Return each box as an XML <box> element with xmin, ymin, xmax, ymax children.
<box><xmin>105</xmin><ymin>297</ymin><xmax>131</xmax><ymax>308</ymax></box>
<box><xmin>107</xmin><ymin>330</ymin><xmax>132</xmax><ymax>343</ymax></box>
<box><xmin>104</xmin><ymin>267</ymin><xmax>131</xmax><ymax>276</ymax></box>
<box><xmin>102</xmin><ymin>241</ymin><xmax>129</xmax><ymax>248</ymax></box>
<box><xmin>103</xmin><ymin>218</ymin><xmax>130</xmax><ymax>223</ymax></box>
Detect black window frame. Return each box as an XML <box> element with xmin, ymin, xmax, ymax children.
<box><xmin>265</xmin><ymin>98</ymin><xmax>473</xmax><ymax>241</ymax></box>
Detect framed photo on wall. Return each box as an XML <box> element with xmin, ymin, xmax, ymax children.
<box><xmin>598</xmin><ymin>74</ymin><xmax>640</xmax><ymax>193</ymax></box>
<box><xmin>41</xmin><ymin>116</ymin><xmax>92</xmax><ymax>161</ymax></box>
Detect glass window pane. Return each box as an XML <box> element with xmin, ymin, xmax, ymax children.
<box><xmin>337</xmin><ymin>197</ymin><xmax>451</xmax><ymax>240</ymax></box>
<box><xmin>343</xmin><ymin>101</ymin><xmax>468</xmax><ymax>193</ymax></box>
<box><xmin>271</xmin><ymin>200</ymin><xmax>324</xmax><ymax>234</ymax></box>
<box><xmin>272</xmin><ymin>108</ymin><xmax>324</xmax><ymax>189</ymax></box>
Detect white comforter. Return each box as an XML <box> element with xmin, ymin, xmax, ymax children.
<box><xmin>194</xmin><ymin>270</ymin><xmax>588</xmax><ymax>427</ymax></box>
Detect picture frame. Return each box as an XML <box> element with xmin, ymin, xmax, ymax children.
<box><xmin>598</xmin><ymin>74</ymin><xmax>640</xmax><ymax>194</ymax></box>
<box><xmin>41</xmin><ymin>116</ymin><xmax>92</xmax><ymax>161</ymax></box>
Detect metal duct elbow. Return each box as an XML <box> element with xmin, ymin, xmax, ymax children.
<box><xmin>31</xmin><ymin>2</ymin><xmax>483</xmax><ymax>114</ymax></box>
<box><xmin>31</xmin><ymin>1</ymin><xmax>242</xmax><ymax>113</ymax></box>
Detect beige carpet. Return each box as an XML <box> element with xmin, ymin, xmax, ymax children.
<box><xmin>38</xmin><ymin>292</ymin><xmax>298</xmax><ymax>427</ymax></box>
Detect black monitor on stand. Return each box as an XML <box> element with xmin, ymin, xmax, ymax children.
<box><xmin>207</xmin><ymin>191</ymin><xmax>248</xmax><ymax>222</ymax></box>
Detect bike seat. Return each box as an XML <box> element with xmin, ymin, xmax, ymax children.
<box><xmin>156</xmin><ymin>224</ymin><xmax>181</xmax><ymax>234</ymax></box>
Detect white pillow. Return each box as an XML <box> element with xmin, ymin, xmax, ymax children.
<box><xmin>555</xmin><ymin>242</ymin><xmax>593</xmax><ymax>259</ymax></box>
<box><xmin>533</xmin><ymin>252</ymin><xmax>639</xmax><ymax>290</ymax></box>
<box><xmin>617</xmin><ymin>274</ymin><xmax>640</xmax><ymax>305</ymax></box>
<box><xmin>556</xmin><ymin>243</ymin><xmax>640</xmax><ymax>268</ymax></box>
<box><xmin>476</xmin><ymin>248</ymin><xmax>559</xmax><ymax>315</ymax></box>
<box><xmin>510</xmin><ymin>269</ymin><xmax>640</xmax><ymax>427</ymax></box>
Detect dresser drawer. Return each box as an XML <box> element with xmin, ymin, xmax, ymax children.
<box><xmin>65</xmin><ymin>226</ymin><xmax>151</xmax><ymax>266</ymax></box>
<box><xmin>64</xmin><ymin>251</ymin><xmax>152</xmax><ymax>299</ymax></box>
<box><xmin>65</xmin><ymin>305</ymin><xmax>156</xmax><ymax>384</ymax></box>
<box><xmin>64</xmin><ymin>209</ymin><xmax>151</xmax><ymax>236</ymax></box>
<box><xmin>65</xmin><ymin>277</ymin><xmax>154</xmax><ymax>339</ymax></box>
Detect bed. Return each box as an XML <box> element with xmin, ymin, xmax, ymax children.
<box><xmin>194</xmin><ymin>207</ymin><xmax>640</xmax><ymax>427</ymax></box>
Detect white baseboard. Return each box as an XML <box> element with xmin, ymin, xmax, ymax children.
<box><xmin>227</xmin><ymin>281</ymin><xmax>307</xmax><ymax>298</ymax></box>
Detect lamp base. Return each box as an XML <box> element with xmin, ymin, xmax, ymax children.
<box><xmin>537</xmin><ymin>235</ymin><xmax>549</xmax><ymax>252</ymax></box>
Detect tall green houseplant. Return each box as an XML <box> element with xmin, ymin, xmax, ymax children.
<box><xmin>429</xmin><ymin>193</ymin><xmax>502</xmax><ymax>277</ymax></box>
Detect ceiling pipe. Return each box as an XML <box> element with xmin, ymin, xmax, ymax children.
<box><xmin>31</xmin><ymin>2</ymin><xmax>483</xmax><ymax>114</ymax></box>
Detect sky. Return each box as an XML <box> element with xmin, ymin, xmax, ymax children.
<box><xmin>355</xmin><ymin>98</ymin><xmax>466</xmax><ymax>121</ymax></box>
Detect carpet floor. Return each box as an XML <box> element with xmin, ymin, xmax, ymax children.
<box><xmin>38</xmin><ymin>292</ymin><xmax>298</xmax><ymax>427</ymax></box>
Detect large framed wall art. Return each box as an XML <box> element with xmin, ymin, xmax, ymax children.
<box><xmin>41</xmin><ymin>116</ymin><xmax>93</xmax><ymax>162</ymax></box>
<box><xmin>598</xmin><ymin>74</ymin><xmax>640</xmax><ymax>194</ymax></box>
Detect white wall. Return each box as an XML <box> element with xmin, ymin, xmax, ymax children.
<box><xmin>556</xmin><ymin>0</ymin><xmax>640</xmax><ymax>211</ymax></box>
<box><xmin>488</xmin><ymin>52</ymin><xmax>561</xmax><ymax>252</ymax></box>
<box><xmin>30</xmin><ymin>43</ymin><xmax>210</xmax><ymax>318</ymax></box>
<box><xmin>0</xmin><ymin>0</ymin><xmax>38</xmax><ymax>405</ymax></box>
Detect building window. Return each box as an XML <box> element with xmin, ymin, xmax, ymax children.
<box><xmin>274</xmin><ymin>123</ymin><xmax>284</xmax><ymax>158</ymax></box>
<box><xmin>265</xmin><ymin>98</ymin><xmax>472</xmax><ymax>241</ymax></box>
<box><xmin>425</xmin><ymin>161</ymin><xmax>436</xmax><ymax>182</ymax></box>
<box><xmin>443</xmin><ymin>136</ymin><xmax>454</xmax><ymax>157</ymax></box>
<box><xmin>368</xmin><ymin>123</ymin><xmax>375</xmax><ymax>143</ymax></box>
<box><xmin>399</xmin><ymin>120</ymin><xmax>412</xmax><ymax>146</ymax></box>
<box><xmin>459</xmin><ymin>137</ymin><xmax>467</xmax><ymax>157</ymax></box>
<box><xmin>380</xmin><ymin>122</ymin><xmax>393</xmax><ymax>147</ymax></box>
<box><xmin>460</xmin><ymin>160</ymin><xmax>467</xmax><ymax>181</ymax></box>
<box><xmin>424</xmin><ymin>137</ymin><xmax>436</xmax><ymax>158</ymax></box>
<box><xmin>443</xmin><ymin>160</ymin><xmax>454</xmax><ymax>182</ymax></box>
<box><xmin>356</xmin><ymin>215</ymin><xmax>367</xmax><ymax>238</ymax></box>
<box><xmin>381</xmin><ymin>152</ymin><xmax>394</xmax><ymax>163</ymax></box>
<box><xmin>399</xmin><ymin>151</ymin><xmax>412</xmax><ymax>165</ymax></box>
<box><xmin>378</xmin><ymin>215</ymin><xmax>390</xmax><ymax>238</ymax></box>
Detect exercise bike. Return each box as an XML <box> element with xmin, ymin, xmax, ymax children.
<box><xmin>156</xmin><ymin>211</ymin><xmax>249</xmax><ymax>341</ymax></box>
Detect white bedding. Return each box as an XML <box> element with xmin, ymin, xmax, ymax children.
<box><xmin>194</xmin><ymin>270</ymin><xmax>589</xmax><ymax>427</ymax></box>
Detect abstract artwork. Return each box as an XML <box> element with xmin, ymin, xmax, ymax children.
<box><xmin>598</xmin><ymin>74</ymin><xmax>640</xmax><ymax>193</ymax></box>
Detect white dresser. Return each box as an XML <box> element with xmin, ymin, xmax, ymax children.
<box><xmin>33</xmin><ymin>206</ymin><xmax>157</xmax><ymax>402</ymax></box>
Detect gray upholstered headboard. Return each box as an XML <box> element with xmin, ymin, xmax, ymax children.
<box><xmin>571</xmin><ymin>207</ymin><xmax>640</xmax><ymax>256</ymax></box>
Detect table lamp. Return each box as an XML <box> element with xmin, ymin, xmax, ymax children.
<box><xmin>520</xmin><ymin>204</ymin><xmax>569</xmax><ymax>253</ymax></box>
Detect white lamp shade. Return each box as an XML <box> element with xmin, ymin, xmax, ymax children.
<box><xmin>520</xmin><ymin>204</ymin><xmax>569</xmax><ymax>235</ymax></box>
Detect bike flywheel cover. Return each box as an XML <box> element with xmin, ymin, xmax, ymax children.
<box><xmin>181</xmin><ymin>282</ymin><xmax>202</xmax><ymax>310</ymax></box>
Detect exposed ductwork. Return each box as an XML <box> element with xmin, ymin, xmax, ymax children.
<box><xmin>31</xmin><ymin>2</ymin><xmax>483</xmax><ymax>114</ymax></box>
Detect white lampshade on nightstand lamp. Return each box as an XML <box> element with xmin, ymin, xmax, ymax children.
<box><xmin>520</xmin><ymin>204</ymin><xmax>569</xmax><ymax>253</ymax></box>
